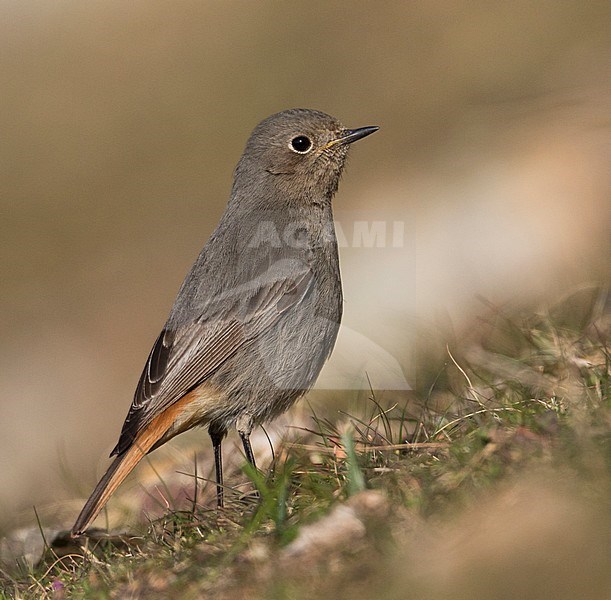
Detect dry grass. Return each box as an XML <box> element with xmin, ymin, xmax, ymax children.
<box><xmin>1</xmin><ymin>286</ymin><xmax>609</xmax><ymax>599</ymax></box>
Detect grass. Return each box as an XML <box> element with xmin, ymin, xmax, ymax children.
<box><xmin>1</xmin><ymin>285</ymin><xmax>609</xmax><ymax>599</ymax></box>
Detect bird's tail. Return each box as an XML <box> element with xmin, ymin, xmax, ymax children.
<box><xmin>71</xmin><ymin>400</ymin><xmax>187</xmax><ymax>536</ymax></box>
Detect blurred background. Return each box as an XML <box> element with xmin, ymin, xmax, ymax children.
<box><xmin>1</xmin><ymin>1</ymin><xmax>609</xmax><ymax>530</ymax></box>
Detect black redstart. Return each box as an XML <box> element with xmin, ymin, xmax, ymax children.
<box><xmin>72</xmin><ymin>108</ymin><xmax>378</xmax><ymax>535</ymax></box>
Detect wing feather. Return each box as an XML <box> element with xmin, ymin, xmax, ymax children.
<box><xmin>111</xmin><ymin>259</ymin><xmax>313</xmax><ymax>455</ymax></box>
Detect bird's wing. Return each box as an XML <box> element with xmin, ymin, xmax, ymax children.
<box><xmin>111</xmin><ymin>258</ymin><xmax>314</xmax><ymax>455</ymax></box>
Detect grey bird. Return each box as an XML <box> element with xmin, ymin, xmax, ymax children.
<box><xmin>72</xmin><ymin>108</ymin><xmax>378</xmax><ymax>536</ymax></box>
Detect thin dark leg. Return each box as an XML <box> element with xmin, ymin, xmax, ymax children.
<box><xmin>239</xmin><ymin>432</ymin><xmax>257</xmax><ymax>470</ymax></box>
<box><xmin>209</xmin><ymin>426</ymin><xmax>225</xmax><ymax>508</ymax></box>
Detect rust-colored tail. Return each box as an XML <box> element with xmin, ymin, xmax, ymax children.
<box><xmin>71</xmin><ymin>401</ymin><xmax>186</xmax><ymax>536</ymax></box>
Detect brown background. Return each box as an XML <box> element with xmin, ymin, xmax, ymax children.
<box><xmin>1</xmin><ymin>1</ymin><xmax>609</xmax><ymax>529</ymax></box>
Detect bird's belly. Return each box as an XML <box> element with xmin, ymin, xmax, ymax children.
<box><xmin>208</xmin><ymin>287</ymin><xmax>341</xmax><ymax>425</ymax></box>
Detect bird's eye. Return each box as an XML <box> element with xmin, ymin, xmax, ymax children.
<box><xmin>290</xmin><ymin>135</ymin><xmax>312</xmax><ymax>154</ymax></box>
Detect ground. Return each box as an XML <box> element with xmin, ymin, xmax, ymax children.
<box><xmin>1</xmin><ymin>286</ymin><xmax>609</xmax><ymax>599</ymax></box>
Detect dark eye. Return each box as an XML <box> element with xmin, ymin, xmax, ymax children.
<box><xmin>290</xmin><ymin>135</ymin><xmax>312</xmax><ymax>154</ymax></box>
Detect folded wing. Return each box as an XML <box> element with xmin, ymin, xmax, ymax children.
<box><xmin>111</xmin><ymin>258</ymin><xmax>314</xmax><ymax>456</ymax></box>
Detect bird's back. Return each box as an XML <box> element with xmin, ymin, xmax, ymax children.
<box><xmin>168</xmin><ymin>198</ymin><xmax>343</xmax><ymax>429</ymax></box>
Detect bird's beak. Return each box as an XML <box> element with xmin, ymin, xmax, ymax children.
<box><xmin>338</xmin><ymin>126</ymin><xmax>379</xmax><ymax>144</ymax></box>
<box><xmin>324</xmin><ymin>126</ymin><xmax>379</xmax><ymax>149</ymax></box>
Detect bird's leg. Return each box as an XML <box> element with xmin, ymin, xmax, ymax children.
<box><xmin>208</xmin><ymin>425</ymin><xmax>226</xmax><ymax>508</ymax></box>
<box><xmin>236</xmin><ymin>414</ymin><xmax>256</xmax><ymax>470</ymax></box>
<box><xmin>239</xmin><ymin>432</ymin><xmax>257</xmax><ymax>469</ymax></box>
<box><xmin>237</xmin><ymin>415</ymin><xmax>260</xmax><ymax>502</ymax></box>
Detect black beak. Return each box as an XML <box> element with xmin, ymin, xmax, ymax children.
<box><xmin>337</xmin><ymin>126</ymin><xmax>379</xmax><ymax>145</ymax></box>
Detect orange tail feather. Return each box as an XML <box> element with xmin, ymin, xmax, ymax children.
<box><xmin>71</xmin><ymin>400</ymin><xmax>188</xmax><ymax>536</ymax></box>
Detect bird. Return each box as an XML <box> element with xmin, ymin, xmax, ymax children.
<box><xmin>71</xmin><ymin>108</ymin><xmax>378</xmax><ymax>536</ymax></box>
